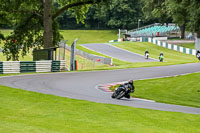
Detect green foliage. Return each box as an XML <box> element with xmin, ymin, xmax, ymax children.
<box><xmin>2</xmin><ymin>15</ymin><xmax>43</xmax><ymax>61</ymax></box>
<box><xmin>0</xmin><ymin>0</ymin><xmax>107</xmax><ymax>60</ymax></box>
<box><xmin>0</xmin><ymin>32</ymin><xmax>4</xmax><ymax>40</ymax></box>
<box><xmin>143</xmin><ymin>0</ymin><xmax>200</xmax><ymax>37</ymax></box>
<box><xmin>142</xmin><ymin>0</ymin><xmax>172</xmax><ymax>23</ymax></box>
<box><xmin>187</xmin><ymin>0</ymin><xmax>200</xmax><ymax>37</ymax></box>
<box><xmin>97</xmin><ymin>0</ymin><xmax>143</xmax><ymax>29</ymax></box>
<box><xmin>56</xmin><ymin>0</ymin><xmax>144</xmax><ymax>30</ymax></box>
<box><xmin>167</xmin><ymin>0</ymin><xmax>189</xmax><ymax>25</ymax></box>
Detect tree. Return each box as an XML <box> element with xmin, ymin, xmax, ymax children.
<box><xmin>143</xmin><ymin>0</ymin><xmax>195</xmax><ymax>39</ymax></box>
<box><xmin>0</xmin><ymin>0</ymin><xmax>107</xmax><ymax>60</ymax></box>
<box><xmin>98</xmin><ymin>0</ymin><xmax>143</xmax><ymax>29</ymax></box>
<box><xmin>166</xmin><ymin>0</ymin><xmax>190</xmax><ymax>39</ymax></box>
<box><xmin>187</xmin><ymin>0</ymin><xmax>200</xmax><ymax>49</ymax></box>
<box><xmin>187</xmin><ymin>0</ymin><xmax>200</xmax><ymax>38</ymax></box>
<box><xmin>142</xmin><ymin>0</ymin><xmax>172</xmax><ymax>24</ymax></box>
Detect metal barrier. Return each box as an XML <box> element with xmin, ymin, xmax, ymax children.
<box><xmin>0</xmin><ymin>60</ymin><xmax>66</xmax><ymax>74</ymax></box>
<box><xmin>65</xmin><ymin>45</ymin><xmax>112</xmax><ymax>65</ymax></box>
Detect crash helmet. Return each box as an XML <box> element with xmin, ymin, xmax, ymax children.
<box><xmin>128</xmin><ymin>80</ymin><xmax>134</xmax><ymax>84</ymax></box>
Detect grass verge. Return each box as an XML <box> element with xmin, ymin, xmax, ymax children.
<box><xmin>178</xmin><ymin>43</ymin><xmax>195</xmax><ymax>49</ymax></box>
<box><xmin>110</xmin><ymin>72</ymin><xmax>200</xmax><ymax>108</ymax></box>
<box><xmin>0</xmin><ymin>85</ymin><xmax>199</xmax><ymax>133</ymax></box>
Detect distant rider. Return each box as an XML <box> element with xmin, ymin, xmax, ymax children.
<box><xmin>123</xmin><ymin>80</ymin><xmax>135</xmax><ymax>99</ymax></box>
<box><xmin>145</xmin><ymin>49</ymin><xmax>149</xmax><ymax>59</ymax></box>
<box><xmin>160</xmin><ymin>52</ymin><xmax>164</xmax><ymax>56</ymax></box>
<box><xmin>159</xmin><ymin>52</ymin><xmax>164</xmax><ymax>62</ymax></box>
<box><xmin>196</xmin><ymin>50</ymin><xmax>200</xmax><ymax>60</ymax></box>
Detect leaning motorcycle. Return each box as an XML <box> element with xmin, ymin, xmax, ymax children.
<box><xmin>111</xmin><ymin>85</ymin><xmax>129</xmax><ymax>99</ymax></box>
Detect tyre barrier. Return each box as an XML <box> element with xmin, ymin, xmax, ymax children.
<box><xmin>0</xmin><ymin>60</ymin><xmax>66</xmax><ymax>74</ymax></box>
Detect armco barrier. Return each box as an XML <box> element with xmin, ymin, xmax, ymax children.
<box><xmin>36</xmin><ymin>60</ymin><xmax>52</xmax><ymax>72</ymax></box>
<box><xmin>20</xmin><ymin>61</ymin><xmax>36</xmax><ymax>73</ymax></box>
<box><xmin>65</xmin><ymin>45</ymin><xmax>112</xmax><ymax>65</ymax></box>
<box><xmin>3</xmin><ymin>61</ymin><xmax>20</xmax><ymax>74</ymax></box>
<box><xmin>51</xmin><ymin>60</ymin><xmax>66</xmax><ymax>72</ymax></box>
<box><xmin>52</xmin><ymin>60</ymin><xmax>61</xmax><ymax>72</ymax></box>
<box><xmin>0</xmin><ymin>62</ymin><xmax>3</xmax><ymax>74</ymax></box>
<box><xmin>147</xmin><ymin>38</ymin><xmax>196</xmax><ymax>55</ymax></box>
<box><xmin>0</xmin><ymin>60</ymin><xmax>66</xmax><ymax>74</ymax></box>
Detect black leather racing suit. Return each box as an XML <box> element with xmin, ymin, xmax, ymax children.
<box><xmin>145</xmin><ymin>51</ymin><xmax>149</xmax><ymax>55</ymax></box>
<box><xmin>123</xmin><ymin>83</ymin><xmax>135</xmax><ymax>99</ymax></box>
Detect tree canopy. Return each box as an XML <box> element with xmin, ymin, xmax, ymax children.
<box><xmin>0</xmin><ymin>0</ymin><xmax>200</xmax><ymax>60</ymax></box>
<box><xmin>0</xmin><ymin>0</ymin><xmax>107</xmax><ymax>60</ymax></box>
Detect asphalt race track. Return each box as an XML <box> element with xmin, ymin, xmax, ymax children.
<box><xmin>0</xmin><ymin>63</ymin><xmax>200</xmax><ymax>114</ymax></box>
<box><xmin>80</xmin><ymin>43</ymin><xmax>157</xmax><ymax>62</ymax></box>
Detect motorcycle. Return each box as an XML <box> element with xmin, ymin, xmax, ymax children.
<box><xmin>197</xmin><ymin>53</ymin><xmax>200</xmax><ymax>61</ymax></box>
<box><xmin>111</xmin><ymin>85</ymin><xmax>129</xmax><ymax>99</ymax></box>
<box><xmin>145</xmin><ymin>53</ymin><xmax>149</xmax><ymax>59</ymax></box>
<box><xmin>159</xmin><ymin>55</ymin><xmax>164</xmax><ymax>62</ymax></box>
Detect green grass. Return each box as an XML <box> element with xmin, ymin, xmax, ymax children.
<box><xmin>167</xmin><ymin>38</ymin><xmax>184</xmax><ymax>40</ymax></box>
<box><xmin>179</xmin><ymin>43</ymin><xmax>195</xmax><ymax>49</ymax></box>
<box><xmin>0</xmin><ymin>85</ymin><xmax>200</xmax><ymax>133</ymax></box>
<box><xmin>64</xmin><ymin>49</ymin><xmax>110</xmax><ymax>70</ymax></box>
<box><xmin>77</xmin><ymin>44</ymin><xmax>130</xmax><ymax>66</ymax></box>
<box><xmin>113</xmin><ymin>42</ymin><xmax>197</xmax><ymax>65</ymax></box>
<box><xmin>110</xmin><ymin>72</ymin><xmax>200</xmax><ymax>108</ymax></box>
<box><xmin>60</xmin><ymin>30</ymin><xmax>129</xmax><ymax>67</ymax></box>
<box><xmin>60</xmin><ymin>30</ymin><xmax>118</xmax><ymax>45</ymax></box>
<box><xmin>0</xmin><ymin>50</ymin><xmax>33</xmax><ymax>61</ymax></box>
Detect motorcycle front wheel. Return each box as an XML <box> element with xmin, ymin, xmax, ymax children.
<box><xmin>116</xmin><ymin>90</ymin><xmax>126</xmax><ymax>99</ymax></box>
<box><xmin>111</xmin><ymin>92</ymin><xmax>117</xmax><ymax>98</ymax></box>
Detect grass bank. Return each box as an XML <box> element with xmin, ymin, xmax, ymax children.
<box><xmin>179</xmin><ymin>43</ymin><xmax>195</xmax><ymax>49</ymax></box>
<box><xmin>110</xmin><ymin>72</ymin><xmax>200</xmax><ymax>108</ymax></box>
<box><xmin>113</xmin><ymin>42</ymin><xmax>197</xmax><ymax>65</ymax></box>
<box><xmin>0</xmin><ymin>85</ymin><xmax>199</xmax><ymax>133</ymax></box>
<box><xmin>60</xmin><ymin>30</ymin><xmax>118</xmax><ymax>45</ymax></box>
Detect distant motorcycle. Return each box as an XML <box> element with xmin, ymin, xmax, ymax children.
<box><xmin>145</xmin><ymin>53</ymin><xmax>149</xmax><ymax>59</ymax></box>
<box><xmin>197</xmin><ymin>53</ymin><xmax>200</xmax><ymax>61</ymax></box>
<box><xmin>159</xmin><ymin>55</ymin><xmax>164</xmax><ymax>62</ymax></box>
<box><xmin>111</xmin><ymin>85</ymin><xmax>129</xmax><ymax>99</ymax></box>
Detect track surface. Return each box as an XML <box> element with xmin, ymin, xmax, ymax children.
<box><xmin>80</xmin><ymin>43</ymin><xmax>157</xmax><ymax>62</ymax></box>
<box><xmin>0</xmin><ymin>63</ymin><xmax>200</xmax><ymax>114</ymax></box>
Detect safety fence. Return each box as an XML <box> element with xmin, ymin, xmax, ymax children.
<box><xmin>0</xmin><ymin>60</ymin><xmax>66</xmax><ymax>74</ymax></box>
<box><xmin>65</xmin><ymin>45</ymin><xmax>113</xmax><ymax>65</ymax></box>
<box><xmin>141</xmin><ymin>37</ymin><xmax>196</xmax><ymax>55</ymax></box>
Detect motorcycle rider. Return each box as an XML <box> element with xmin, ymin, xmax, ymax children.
<box><xmin>159</xmin><ymin>52</ymin><xmax>164</xmax><ymax>62</ymax></box>
<box><xmin>123</xmin><ymin>80</ymin><xmax>135</xmax><ymax>99</ymax></box>
<box><xmin>196</xmin><ymin>50</ymin><xmax>200</xmax><ymax>60</ymax></box>
<box><xmin>145</xmin><ymin>49</ymin><xmax>149</xmax><ymax>59</ymax></box>
<box><xmin>160</xmin><ymin>52</ymin><xmax>164</xmax><ymax>56</ymax></box>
